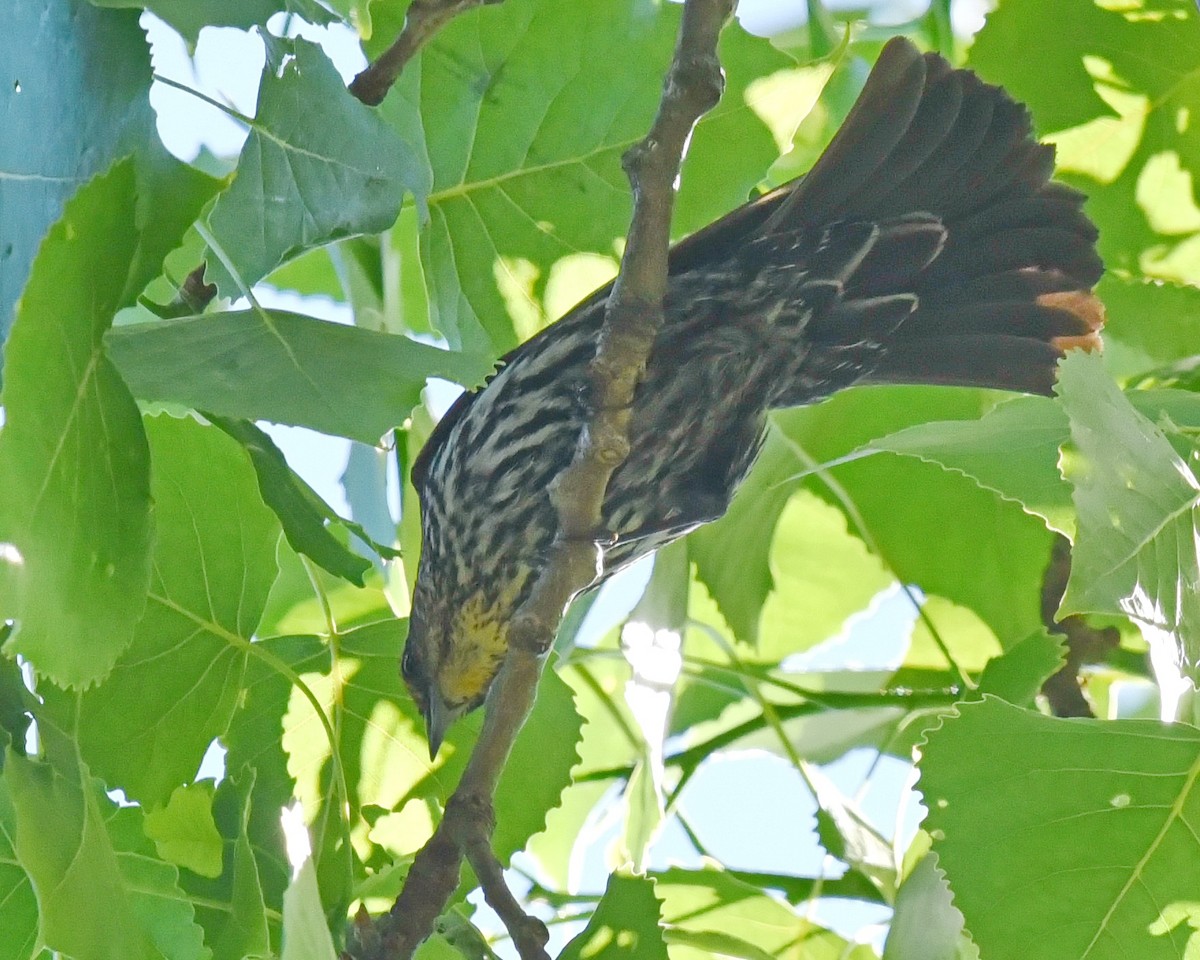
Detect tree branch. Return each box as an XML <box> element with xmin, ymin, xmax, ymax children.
<box><xmin>348</xmin><ymin>1</ymin><xmax>735</xmax><ymax>955</ymax></box>
<box><xmin>1040</xmin><ymin>534</ymin><xmax>1120</xmax><ymax>717</ymax></box>
<box><xmin>349</xmin><ymin>0</ymin><xmax>503</xmax><ymax>106</ymax></box>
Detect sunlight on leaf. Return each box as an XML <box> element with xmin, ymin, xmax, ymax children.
<box><xmin>204</xmin><ymin>38</ymin><xmax>426</xmax><ymax>296</ymax></box>
<box><xmin>0</xmin><ymin>161</ymin><xmax>152</xmax><ymax>687</ymax></box>
<box><xmin>108</xmin><ymin>308</ymin><xmax>492</xmax><ymax>444</ymax></box>
<box><xmin>375</xmin><ymin>0</ymin><xmax>799</xmax><ymax>353</ymax></box>
<box><xmin>6</xmin><ymin>752</ymin><xmax>206</xmax><ymax>960</ymax></box>
<box><xmin>655</xmin><ymin>867</ymin><xmax>867</xmax><ymax>960</ymax></box>
<box><xmin>921</xmin><ymin>697</ymin><xmax>1200</xmax><ymax>960</ymax></box>
<box><xmin>144</xmin><ymin>782</ymin><xmax>225</xmax><ymax>879</ymax></box>
<box><xmin>972</xmin><ymin>0</ymin><xmax>1200</xmax><ymax>285</ymax></box>
<box><xmin>1057</xmin><ymin>351</ymin><xmax>1200</xmax><ymax>676</ymax></box>
<box><xmin>39</xmin><ymin>414</ymin><xmax>281</xmax><ymax>808</ymax></box>
<box><xmin>560</xmin><ymin>872</ymin><xmax>667</xmax><ymax>960</ymax></box>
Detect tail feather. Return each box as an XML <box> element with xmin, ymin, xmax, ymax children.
<box><xmin>934</xmin><ymin>268</ymin><xmax>1083</xmax><ymax>306</ymax></box>
<box><xmin>955</xmin><ymin>192</ymin><xmax>1095</xmax><ymax>242</ymax></box>
<box><xmin>900</xmin><ymin>301</ymin><xmax>1092</xmax><ymax>343</ymax></box>
<box><xmin>664</xmin><ymin>37</ymin><xmax>1103</xmax><ymax>401</ymax></box>
<box><xmin>764</xmin><ymin>37</ymin><xmax>1104</xmax><ymax>397</ymax></box>
<box><xmin>764</xmin><ymin>44</ymin><xmax>930</xmax><ymax>229</ymax></box>
<box><xmin>848</xmin><ymin>215</ymin><xmax>946</xmax><ymax>297</ymax></box>
<box><xmin>923</xmin><ymin>227</ymin><xmax>1098</xmax><ymax>286</ymax></box>
<box><xmin>870</xmin><ymin>335</ymin><xmax>1066</xmax><ymax>395</ymax></box>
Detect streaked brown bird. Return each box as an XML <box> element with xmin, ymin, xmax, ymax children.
<box><xmin>403</xmin><ymin>37</ymin><xmax>1105</xmax><ymax>757</ymax></box>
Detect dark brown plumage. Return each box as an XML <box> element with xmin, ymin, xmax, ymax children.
<box><xmin>402</xmin><ymin>37</ymin><xmax>1105</xmax><ymax>756</ymax></box>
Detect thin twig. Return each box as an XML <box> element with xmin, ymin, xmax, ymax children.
<box><xmin>179</xmin><ymin>264</ymin><xmax>217</xmax><ymax>312</ymax></box>
<box><xmin>1040</xmin><ymin>534</ymin><xmax>1119</xmax><ymax>716</ymax></box>
<box><xmin>349</xmin><ymin>0</ymin><xmax>503</xmax><ymax>106</ymax></box>
<box><xmin>458</xmin><ymin>813</ymin><xmax>550</xmax><ymax>960</ymax></box>
<box><xmin>353</xmin><ymin>2</ymin><xmax>735</xmax><ymax>957</ymax></box>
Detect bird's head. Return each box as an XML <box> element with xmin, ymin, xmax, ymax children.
<box><xmin>401</xmin><ymin>569</ymin><xmax>529</xmax><ymax>759</ymax></box>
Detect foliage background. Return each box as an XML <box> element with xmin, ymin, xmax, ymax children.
<box><xmin>3</xmin><ymin>0</ymin><xmax>1200</xmax><ymax>958</ymax></box>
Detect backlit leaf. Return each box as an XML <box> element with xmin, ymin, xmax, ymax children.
<box><xmin>0</xmin><ymin>161</ymin><xmax>152</xmax><ymax>687</ymax></box>
<box><xmin>920</xmin><ymin>697</ymin><xmax>1200</xmax><ymax>960</ymax></box>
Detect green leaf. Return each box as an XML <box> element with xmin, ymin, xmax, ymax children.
<box><xmin>373</xmin><ymin>0</ymin><xmax>800</xmax><ymax>353</ymax></box>
<box><xmin>90</xmin><ymin>0</ymin><xmax>336</xmax><ymax>45</ymax></box>
<box><xmin>258</xmin><ymin>537</ymin><xmax>394</xmax><ymax>638</ymax></box>
<box><xmin>919</xmin><ymin>697</ymin><xmax>1200</xmax><ymax>960</ymax></box>
<box><xmin>107</xmin><ymin>309</ymin><xmax>492</xmax><ymax>444</ymax></box>
<box><xmin>203</xmin><ymin>38</ymin><xmax>427</xmax><ymax>297</ymax></box>
<box><xmin>971</xmin><ymin>0</ymin><xmax>1200</xmax><ymax>285</ymax></box>
<box><xmin>809</xmin><ymin>764</ymin><xmax>896</xmax><ymax>899</ymax></box>
<box><xmin>6</xmin><ymin>750</ymin><xmax>206</xmax><ymax>960</ymax></box>
<box><xmin>975</xmin><ymin>631</ymin><xmax>1066</xmax><ymax>707</ymax></box>
<box><xmin>653</xmin><ymin>866</ymin><xmax>864</xmax><ymax>960</ymax></box>
<box><xmin>274</xmin><ymin>617</ymin><xmax>582</xmax><ymax>873</ymax></box>
<box><xmin>40</xmin><ymin>414</ymin><xmax>281</xmax><ymax>807</ymax></box>
<box><xmin>969</xmin><ymin>0</ymin><xmax>1113</xmax><ymax>135</ymax></box>
<box><xmin>0</xmin><ymin>776</ymin><xmax>40</xmax><ymax>960</ymax></box>
<box><xmin>143</xmin><ymin>782</ymin><xmax>225</xmax><ymax>879</ymax></box>
<box><xmin>340</xmin><ymin>441</ymin><xmax>397</xmax><ymax>558</ymax></box>
<box><xmin>264</xmin><ymin>245</ymin><xmax>343</xmax><ymax>300</ymax></box>
<box><xmin>1057</xmin><ymin>351</ymin><xmax>1200</xmax><ymax>672</ymax></box>
<box><xmin>1098</xmin><ymin>275</ymin><xmax>1200</xmax><ymax>381</ymax></box>
<box><xmin>530</xmin><ymin>650</ymin><xmax>642</xmax><ymax>888</ymax></box>
<box><xmin>870</xmin><ymin>386</ymin><xmax>1200</xmax><ymax>543</ymax></box>
<box><xmin>221</xmin><ymin>632</ymin><xmax>324</xmax><ymax>913</ymax></box>
<box><xmin>621</xmin><ymin>761</ymin><xmax>662</xmax><ymax>874</ymax></box>
<box><xmin>560</xmin><ymin>872</ymin><xmax>667</xmax><ymax>960</ymax></box>
<box><xmin>774</xmin><ymin>387</ymin><xmax>1055</xmax><ymax>649</ymax></box>
<box><xmin>181</xmin><ymin>769</ymin><xmax>273</xmax><ymax>960</ymax></box>
<box><xmin>492</xmin><ymin>664</ymin><xmax>583</xmax><ymax>864</ymax></box>
<box><xmin>269</xmin><ymin>620</ymin><xmax>420</xmax><ymax>858</ymax></box>
<box><xmin>868</xmin><ymin>396</ymin><xmax>1074</xmax><ymax>536</ymax></box>
<box><xmin>1</xmin><ymin>1</ymin><xmax>156</xmax><ymax>347</ymax></box>
<box><xmin>222</xmin><ymin>633</ymin><xmax>331</xmax><ymax>911</ymax></box>
<box><xmin>0</xmin><ymin>656</ymin><xmax>32</xmax><ymax>751</ymax></box>
<box><xmin>882</xmin><ymin>853</ymin><xmax>967</xmax><ymax>960</ymax></box>
<box><xmin>281</xmin><ymin>857</ymin><xmax>338</xmax><ymax>960</ymax></box>
<box><xmin>689</xmin><ymin>432</ymin><xmax>803</xmax><ymax>644</ymax></box>
<box><xmin>758</xmin><ymin>488</ymin><xmax>894</xmax><ymax>659</ymax></box>
<box><xmin>692</xmin><ymin>435</ymin><xmax>893</xmax><ymax>647</ymax></box>
<box><xmin>105</xmin><ymin>804</ymin><xmax>212</xmax><ymax>960</ymax></box>
<box><xmin>209</xmin><ymin>416</ymin><xmax>375</xmax><ymax>585</ymax></box>
<box><xmin>0</xmin><ymin>160</ymin><xmax>153</xmax><ymax>687</ymax></box>
<box><xmin>661</xmin><ymin>929</ymin><xmax>777</xmax><ymax>960</ymax></box>
<box><xmin>131</xmin><ymin>147</ymin><xmax>225</xmax><ymax>308</ymax></box>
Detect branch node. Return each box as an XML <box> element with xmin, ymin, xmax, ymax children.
<box><xmin>594</xmin><ymin>425</ymin><xmax>632</xmax><ymax>466</ymax></box>
<box><xmin>348</xmin><ymin>0</ymin><xmax>502</xmax><ymax>106</ymax></box>
<box><xmin>673</xmin><ymin>51</ymin><xmax>725</xmax><ymax>110</ymax></box>
<box><xmin>509</xmin><ymin>612</ymin><xmax>555</xmax><ymax>654</ymax></box>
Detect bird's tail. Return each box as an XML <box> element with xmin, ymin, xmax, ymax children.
<box><xmin>677</xmin><ymin>37</ymin><xmax>1105</xmax><ymax>403</ymax></box>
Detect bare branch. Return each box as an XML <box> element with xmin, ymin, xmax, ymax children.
<box><xmin>179</xmin><ymin>263</ymin><xmax>217</xmax><ymax>312</ymax></box>
<box><xmin>349</xmin><ymin>0</ymin><xmax>503</xmax><ymax>106</ymax></box>
<box><xmin>1040</xmin><ymin>534</ymin><xmax>1120</xmax><ymax>717</ymax></box>
<box><xmin>350</xmin><ymin>1</ymin><xmax>735</xmax><ymax>955</ymax></box>
<box><xmin>457</xmin><ymin>799</ymin><xmax>551</xmax><ymax>960</ymax></box>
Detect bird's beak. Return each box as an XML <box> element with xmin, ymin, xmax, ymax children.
<box><xmin>425</xmin><ymin>694</ymin><xmax>450</xmax><ymax>762</ymax></box>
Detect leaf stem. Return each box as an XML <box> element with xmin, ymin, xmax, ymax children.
<box><xmin>152</xmin><ymin>73</ymin><xmax>256</xmax><ymax>127</ymax></box>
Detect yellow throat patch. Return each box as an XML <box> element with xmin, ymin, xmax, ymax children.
<box><xmin>440</xmin><ymin>574</ymin><xmax>528</xmax><ymax>707</ymax></box>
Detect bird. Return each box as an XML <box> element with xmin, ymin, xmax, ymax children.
<box><xmin>401</xmin><ymin>36</ymin><xmax>1105</xmax><ymax>758</ymax></box>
